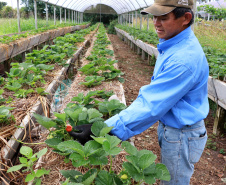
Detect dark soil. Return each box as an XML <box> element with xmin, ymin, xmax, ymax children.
<box><xmin>107</xmin><ymin>33</ymin><xmax>226</xmax><ymax>185</ymax></box>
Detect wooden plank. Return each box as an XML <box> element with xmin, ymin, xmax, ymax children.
<box><xmin>213</xmin><ymin>106</ymin><xmax>226</xmax><ymax>135</ymax></box>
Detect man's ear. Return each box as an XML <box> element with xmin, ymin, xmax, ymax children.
<box><xmin>183</xmin><ymin>12</ymin><xmax>192</xmax><ymax>26</ymax></box>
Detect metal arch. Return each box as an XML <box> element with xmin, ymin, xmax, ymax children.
<box><xmin>65</xmin><ymin>0</ymin><xmax>75</xmax><ymax>8</ymax></box>
<box><xmin>81</xmin><ymin>3</ymin><xmax>120</xmax><ymax>14</ymax></box>
<box><xmin>77</xmin><ymin>0</ymin><xmax>129</xmax><ymax>14</ymax></box>
<box><xmin>72</xmin><ymin>0</ymin><xmax>133</xmax><ymax>13</ymax></box>
<box><xmin>79</xmin><ymin>2</ymin><xmax>121</xmax><ymax>14</ymax></box>
<box><xmin>76</xmin><ymin>0</ymin><xmax>132</xmax><ymax>13</ymax></box>
<box><xmin>142</xmin><ymin>0</ymin><xmax>148</xmax><ymax>7</ymax></box>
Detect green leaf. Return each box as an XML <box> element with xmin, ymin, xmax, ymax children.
<box><xmin>19</xmin><ymin>157</ymin><xmax>27</xmax><ymax>164</ymax></box>
<box><xmin>5</xmin><ymin>82</ymin><xmax>22</xmax><ymax>91</ymax></box>
<box><xmin>82</xmin><ymin>169</ymin><xmax>97</xmax><ymax>185</ymax></box>
<box><xmin>33</xmin><ymin>113</ymin><xmax>56</xmax><ymax>129</ymax></box>
<box><xmin>45</xmin><ymin>138</ymin><xmax>62</xmax><ymax>150</ymax></box>
<box><xmin>25</xmin><ymin>174</ymin><xmax>35</xmax><ymax>182</ymax></box>
<box><xmin>155</xmin><ymin>163</ymin><xmax>171</xmax><ymax>181</ymax></box>
<box><xmin>95</xmin><ymin>170</ymin><xmax>115</xmax><ymax>185</ymax></box>
<box><xmin>57</xmin><ymin>140</ymin><xmax>84</xmax><ymax>156</ymax></box>
<box><xmin>84</xmin><ymin>140</ymin><xmax>102</xmax><ymax>157</ymax></box>
<box><xmin>138</xmin><ymin>153</ymin><xmax>156</xmax><ymax>170</ymax></box>
<box><xmin>91</xmin><ymin>136</ymin><xmax>107</xmax><ymax>145</ymax></box>
<box><xmin>122</xmin><ymin>162</ymin><xmax>143</xmax><ymax>182</ymax></box>
<box><xmin>34</xmin><ymin>178</ymin><xmax>42</xmax><ymax>185</ymax></box>
<box><xmin>60</xmin><ymin>170</ymin><xmax>83</xmax><ymax>183</ymax></box>
<box><xmin>20</xmin><ymin>146</ymin><xmax>33</xmax><ymax>158</ymax></box>
<box><xmin>7</xmin><ymin>164</ymin><xmax>25</xmax><ymax>173</ymax></box>
<box><xmin>99</xmin><ymin>126</ymin><xmax>113</xmax><ymax>137</ymax></box>
<box><xmin>121</xmin><ymin>141</ymin><xmax>137</xmax><ymax>156</ymax></box>
<box><xmin>36</xmin><ymin>148</ymin><xmax>47</xmax><ymax>158</ymax></box>
<box><xmin>54</xmin><ymin>112</ymin><xmax>66</xmax><ymax>122</ymax></box>
<box><xmin>87</xmin><ymin>108</ymin><xmax>103</xmax><ymax>121</ymax></box>
<box><xmin>65</xmin><ymin>108</ymin><xmax>83</xmax><ymax>122</ymax></box>
<box><xmin>35</xmin><ymin>169</ymin><xmax>50</xmax><ymax>177</ymax></box>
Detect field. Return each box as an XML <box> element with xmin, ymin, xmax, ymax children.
<box><xmin>0</xmin><ymin>18</ymin><xmax>61</xmax><ymax>35</ymax></box>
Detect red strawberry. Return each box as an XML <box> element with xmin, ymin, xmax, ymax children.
<box><xmin>66</xmin><ymin>124</ymin><xmax>72</xmax><ymax>132</ymax></box>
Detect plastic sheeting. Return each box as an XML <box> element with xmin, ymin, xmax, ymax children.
<box><xmin>40</xmin><ymin>0</ymin><xmax>154</xmax><ymax>14</ymax></box>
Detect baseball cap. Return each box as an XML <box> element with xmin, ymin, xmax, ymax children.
<box><xmin>141</xmin><ymin>0</ymin><xmax>193</xmax><ymax>16</ymax></box>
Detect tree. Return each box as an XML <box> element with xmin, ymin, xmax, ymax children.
<box><xmin>0</xmin><ymin>2</ymin><xmax>7</xmax><ymax>10</ymax></box>
<box><xmin>1</xmin><ymin>6</ymin><xmax>16</xmax><ymax>18</ymax></box>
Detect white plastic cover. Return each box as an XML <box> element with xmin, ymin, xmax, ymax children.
<box><xmin>40</xmin><ymin>0</ymin><xmax>154</xmax><ymax>14</ymax></box>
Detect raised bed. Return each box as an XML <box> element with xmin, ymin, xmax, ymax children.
<box><xmin>0</xmin><ymin>24</ymin><xmax>90</xmax><ymax>64</ymax></box>
<box><xmin>0</xmin><ymin>27</ymin><xmax>97</xmax><ymax>168</ymax></box>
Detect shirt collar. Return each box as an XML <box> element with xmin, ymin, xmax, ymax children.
<box><xmin>157</xmin><ymin>26</ymin><xmax>192</xmax><ymax>53</ymax></box>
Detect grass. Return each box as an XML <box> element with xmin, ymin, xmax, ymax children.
<box><xmin>0</xmin><ymin>18</ymin><xmax>62</xmax><ymax>35</ymax></box>
<box><xmin>130</xmin><ymin>17</ymin><xmax>226</xmax><ymax>53</ymax></box>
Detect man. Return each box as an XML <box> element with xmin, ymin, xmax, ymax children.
<box><xmin>70</xmin><ymin>0</ymin><xmax>209</xmax><ymax>184</ymax></box>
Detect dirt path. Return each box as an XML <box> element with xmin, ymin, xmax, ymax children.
<box><xmin>107</xmin><ymin>34</ymin><xmax>226</xmax><ymax>185</ymax></box>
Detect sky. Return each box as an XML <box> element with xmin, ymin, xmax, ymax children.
<box><xmin>0</xmin><ymin>0</ymin><xmax>23</xmax><ymax>8</ymax></box>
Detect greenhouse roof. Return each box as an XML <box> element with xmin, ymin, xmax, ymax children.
<box><xmin>198</xmin><ymin>0</ymin><xmax>226</xmax><ymax>8</ymax></box>
<box><xmin>40</xmin><ymin>0</ymin><xmax>154</xmax><ymax>14</ymax></box>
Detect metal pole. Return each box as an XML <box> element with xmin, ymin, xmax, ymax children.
<box><xmin>147</xmin><ymin>14</ymin><xmax>149</xmax><ymax>31</ymax></box>
<box><xmin>34</xmin><ymin>0</ymin><xmax>37</xmax><ymax>29</ymax></box>
<box><xmin>46</xmin><ymin>3</ymin><xmax>48</xmax><ymax>25</ymax></box>
<box><xmin>72</xmin><ymin>10</ymin><xmax>73</xmax><ymax>23</ymax></box>
<box><xmin>54</xmin><ymin>6</ymin><xmax>56</xmax><ymax>25</ymax></box>
<box><xmin>136</xmin><ymin>11</ymin><xmax>138</xmax><ymax>28</ymax></box>
<box><xmin>75</xmin><ymin>11</ymin><xmax>77</xmax><ymax>23</ymax></box>
<box><xmin>132</xmin><ymin>12</ymin><xmax>134</xmax><ymax>27</ymax></box>
<box><xmin>140</xmin><ymin>13</ymin><xmax>142</xmax><ymax>30</ymax></box>
<box><xmin>65</xmin><ymin>8</ymin><xmax>66</xmax><ymax>23</ymax></box>
<box><xmin>60</xmin><ymin>7</ymin><xmax>62</xmax><ymax>24</ymax></box>
<box><xmin>129</xmin><ymin>13</ymin><xmax>130</xmax><ymax>26</ymax></box>
<box><xmin>191</xmin><ymin>0</ymin><xmax>197</xmax><ymax>31</ymax></box>
<box><xmin>74</xmin><ymin>11</ymin><xmax>76</xmax><ymax>23</ymax></box>
<box><xmin>17</xmin><ymin>0</ymin><xmax>21</xmax><ymax>33</ymax></box>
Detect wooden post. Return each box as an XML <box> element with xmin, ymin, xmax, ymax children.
<box><xmin>68</xmin><ymin>9</ymin><xmax>70</xmax><ymax>22</ymax></box>
<box><xmin>65</xmin><ymin>8</ymin><xmax>66</xmax><ymax>23</ymax></box>
<box><xmin>46</xmin><ymin>2</ymin><xmax>48</xmax><ymax>25</ymax></box>
<box><xmin>4</xmin><ymin>60</ymin><xmax>11</xmax><ymax>73</ymax></box>
<box><xmin>60</xmin><ymin>7</ymin><xmax>62</xmax><ymax>24</ymax></box>
<box><xmin>142</xmin><ymin>50</ymin><xmax>145</xmax><ymax>60</ymax></box>
<box><xmin>128</xmin><ymin>13</ymin><xmax>130</xmax><ymax>26</ymax></box>
<box><xmin>21</xmin><ymin>52</ymin><xmax>26</xmax><ymax>62</ymax></box>
<box><xmin>17</xmin><ymin>0</ymin><xmax>21</xmax><ymax>33</ymax></box>
<box><xmin>137</xmin><ymin>46</ymin><xmax>141</xmax><ymax>55</ymax></box>
<box><xmin>132</xmin><ymin>12</ymin><xmax>134</xmax><ymax>27</ymax></box>
<box><xmin>34</xmin><ymin>0</ymin><xmax>38</xmax><ymax>29</ymax></box>
<box><xmin>213</xmin><ymin>106</ymin><xmax>226</xmax><ymax>135</ymax></box>
<box><xmin>74</xmin><ymin>11</ymin><xmax>76</xmax><ymax>23</ymax></box>
<box><xmin>54</xmin><ymin>6</ymin><xmax>56</xmax><ymax>25</ymax></box>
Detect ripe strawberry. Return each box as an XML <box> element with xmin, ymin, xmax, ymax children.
<box><xmin>66</xmin><ymin>124</ymin><xmax>72</xmax><ymax>132</ymax></box>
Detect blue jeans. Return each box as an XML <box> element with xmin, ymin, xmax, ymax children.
<box><xmin>157</xmin><ymin>120</ymin><xmax>207</xmax><ymax>185</ymax></box>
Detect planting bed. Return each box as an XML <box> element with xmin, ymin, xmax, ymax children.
<box><xmin>0</xmin><ymin>24</ymin><xmax>99</xmax><ymax>167</ymax></box>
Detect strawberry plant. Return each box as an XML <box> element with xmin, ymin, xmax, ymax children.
<box><xmin>80</xmin><ymin>76</ymin><xmax>105</xmax><ymax>88</ymax></box>
<box><xmin>52</xmin><ymin>122</ymin><xmax>170</xmax><ymax>185</ymax></box>
<box><xmin>7</xmin><ymin>146</ymin><xmax>50</xmax><ymax>185</ymax></box>
<box><xmin>98</xmin><ymin>99</ymin><xmax>127</xmax><ymax>118</ymax></box>
<box><xmin>0</xmin><ymin>105</ymin><xmax>15</xmax><ymax>124</ymax></box>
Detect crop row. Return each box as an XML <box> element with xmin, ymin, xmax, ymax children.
<box><xmin>0</xmin><ymin>22</ymin><xmax>88</xmax><ymax>44</ymax></box>
<box><xmin>6</xmin><ymin>24</ymin><xmax>170</xmax><ymax>185</ymax></box>
<box><xmin>0</xmin><ymin>24</ymin><xmax>98</xmax><ymax>126</ymax></box>
<box><xmin>116</xmin><ymin>24</ymin><xmax>226</xmax><ymax>81</ymax></box>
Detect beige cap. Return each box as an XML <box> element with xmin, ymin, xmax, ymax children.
<box><xmin>141</xmin><ymin>0</ymin><xmax>194</xmax><ymax>16</ymax></box>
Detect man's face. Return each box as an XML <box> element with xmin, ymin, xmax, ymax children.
<box><xmin>153</xmin><ymin>12</ymin><xmax>186</xmax><ymax>40</ymax></box>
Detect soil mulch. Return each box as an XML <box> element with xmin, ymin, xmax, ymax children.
<box><xmin>107</xmin><ymin>33</ymin><xmax>226</xmax><ymax>185</ymax></box>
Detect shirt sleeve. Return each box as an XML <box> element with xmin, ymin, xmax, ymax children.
<box><xmin>105</xmin><ymin>61</ymin><xmax>195</xmax><ymax>141</ymax></box>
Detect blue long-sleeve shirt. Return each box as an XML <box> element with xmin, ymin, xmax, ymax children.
<box><xmin>105</xmin><ymin>26</ymin><xmax>209</xmax><ymax>141</ymax></box>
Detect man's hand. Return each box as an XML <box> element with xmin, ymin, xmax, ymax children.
<box><xmin>67</xmin><ymin>124</ymin><xmax>92</xmax><ymax>145</ymax></box>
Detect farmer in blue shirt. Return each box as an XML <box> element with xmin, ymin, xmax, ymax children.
<box><xmin>69</xmin><ymin>0</ymin><xmax>209</xmax><ymax>184</ymax></box>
